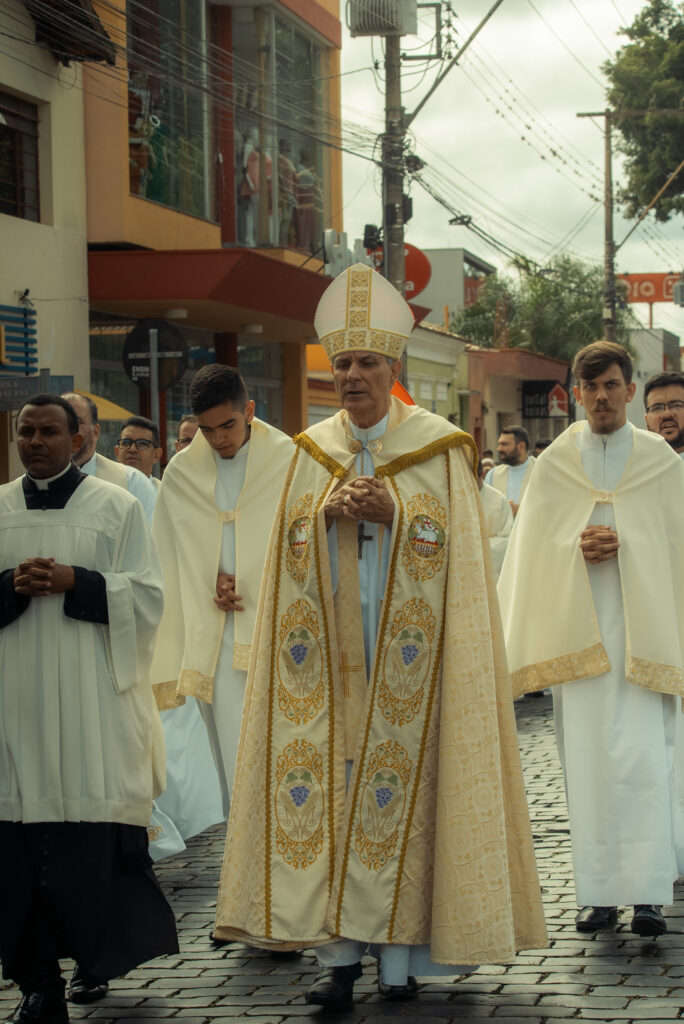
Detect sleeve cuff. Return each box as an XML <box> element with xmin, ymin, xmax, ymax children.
<box><xmin>64</xmin><ymin>566</ymin><xmax>109</xmax><ymax>624</ymax></box>
<box><xmin>0</xmin><ymin>568</ymin><xmax>30</xmax><ymax>628</ymax></box>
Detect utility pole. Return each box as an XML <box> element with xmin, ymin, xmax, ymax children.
<box><xmin>383</xmin><ymin>33</ymin><xmax>406</xmax><ymax>298</ymax></box>
<box><xmin>577</xmin><ymin>110</ymin><xmax>616</xmax><ymax>342</ymax></box>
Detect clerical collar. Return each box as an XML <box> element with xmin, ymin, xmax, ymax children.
<box><xmin>27</xmin><ymin>460</ymin><xmax>74</xmax><ymax>491</ymax></box>
<box><xmin>349</xmin><ymin>413</ymin><xmax>389</xmax><ymax>443</ymax></box>
<box><xmin>22</xmin><ymin>461</ymin><xmax>86</xmax><ymax>510</ymax></box>
<box><xmin>583</xmin><ymin>419</ymin><xmax>632</xmax><ymax>446</ymax></box>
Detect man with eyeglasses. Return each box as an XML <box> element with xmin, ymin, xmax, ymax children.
<box><xmin>643</xmin><ymin>371</ymin><xmax>684</xmax><ymax>457</ymax></box>
<box><xmin>115</xmin><ymin>416</ymin><xmax>164</xmax><ymax>488</ymax></box>
<box><xmin>61</xmin><ymin>394</ymin><xmax>157</xmax><ymax>526</ymax></box>
<box><xmin>174</xmin><ymin>414</ymin><xmax>199</xmax><ymax>453</ymax></box>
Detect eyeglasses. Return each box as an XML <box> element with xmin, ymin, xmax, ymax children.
<box><xmin>645</xmin><ymin>401</ymin><xmax>684</xmax><ymax>414</ymax></box>
<box><xmin>118</xmin><ymin>437</ymin><xmax>155</xmax><ymax>450</ymax></box>
<box><xmin>177</xmin><ymin>437</ymin><xmax>192</xmax><ymax>447</ymax></box>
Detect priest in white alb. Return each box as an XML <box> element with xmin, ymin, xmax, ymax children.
<box><xmin>213</xmin><ymin>264</ymin><xmax>547</xmax><ymax>1006</ymax></box>
<box><xmin>0</xmin><ymin>395</ymin><xmax>177</xmax><ymax>1024</ymax></box>
<box><xmin>151</xmin><ymin>365</ymin><xmax>293</xmax><ymax>827</ymax></box>
<box><xmin>499</xmin><ymin>340</ymin><xmax>684</xmax><ymax>938</ymax></box>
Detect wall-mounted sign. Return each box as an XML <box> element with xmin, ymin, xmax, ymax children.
<box><xmin>522</xmin><ymin>380</ymin><xmax>569</xmax><ymax>419</ymax></box>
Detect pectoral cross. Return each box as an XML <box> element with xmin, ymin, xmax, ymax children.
<box><xmin>358</xmin><ymin>521</ymin><xmax>373</xmax><ymax>559</ymax></box>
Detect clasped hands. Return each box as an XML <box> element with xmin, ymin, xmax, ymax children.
<box><xmin>324</xmin><ymin>475</ymin><xmax>395</xmax><ymax>531</ymax></box>
<box><xmin>14</xmin><ymin>557</ymin><xmax>75</xmax><ymax>596</ymax></box>
<box><xmin>215</xmin><ymin>572</ymin><xmax>244</xmax><ymax>612</ymax></box>
<box><xmin>580</xmin><ymin>525</ymin><xmax>619</xmax><ymax>564</ymax></box>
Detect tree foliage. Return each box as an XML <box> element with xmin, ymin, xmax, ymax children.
<box><xmin>451</xmin><ymin>255</ymin><xmax>629</xmax><ymax>362</ymax></box>
<box><xmin>604</xmin><ymin>0</ymin><xmax>684</xmax><ymax>221</ymax></box>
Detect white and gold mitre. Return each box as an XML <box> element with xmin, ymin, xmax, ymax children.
<box><xmin>314</xmin><ymin>263</ymin><xmax>414</xmax><ymax>362</ymax></box>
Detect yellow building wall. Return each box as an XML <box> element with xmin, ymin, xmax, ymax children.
<box><xmin>85</xmin><ymin>0</ymin><xmax>221</xmax><ymax>250</ymax></box>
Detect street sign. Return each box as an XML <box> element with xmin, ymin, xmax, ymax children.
<box><xmin>123</xmin><ymin>319</ymin><xmax>188</xmax><ymax>390</ymax></box>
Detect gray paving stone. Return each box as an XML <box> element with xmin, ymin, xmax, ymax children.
<box><xmin>24</xmin><ymin>697</ymin><xmax>684</xmax><ymax>1024</ymax></box>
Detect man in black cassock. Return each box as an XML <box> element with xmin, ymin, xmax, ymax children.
<box><xmin>0</xmin><ymin>395</ymin><xmax>177</xmax><ymax>1024</ymax></box>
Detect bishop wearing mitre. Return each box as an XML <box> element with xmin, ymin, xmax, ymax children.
<box><xmin>213</xmin><ymin>264</ymin><xmax>547</xmax><ymax>1006</ymax></box>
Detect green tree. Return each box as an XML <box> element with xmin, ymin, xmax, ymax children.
<box><xmin>604</xmin><ymin>0</ymin><xmax>684</xmax><ymax>221</ymax></box>
<box><xmin>452</xmin><ymin>255</ymin><xmax>629</xmax><ymax>362</ymax></box>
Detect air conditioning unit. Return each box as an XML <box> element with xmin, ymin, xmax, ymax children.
<box><xmin>347</xmin><ymin>0</ymin><xmax>418</xmax><ymax>37</ymax></box>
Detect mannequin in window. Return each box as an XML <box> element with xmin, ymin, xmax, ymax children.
<box><xmin>238</xmin><ymin>126</ymin><xmax>272</xmax><ymax>247</ymax></box>
<box><xmin>277</xmin><ymin>138</ymin><xmax>297</xmax><ymax>247</ymax></box>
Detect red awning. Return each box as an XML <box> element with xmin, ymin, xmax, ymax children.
<box><xmin>88</xmin><ymin>249</ymin><xmax>332</xmax><ymax>342</ymax></box>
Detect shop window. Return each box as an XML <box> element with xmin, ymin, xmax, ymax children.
<box><xmin>0</xmin><ymin>92</ymin><xmax>39</xmax><ymax>222</ymax></box>
<box><xmin>232</xmin><ymin>7</ymin><xmax>326</xmax><ymax>253</ymax></box>
<box><xmin>126</xmin><ymin>0</ymin><xmax>213</xmax><ymax>220</ymax></box>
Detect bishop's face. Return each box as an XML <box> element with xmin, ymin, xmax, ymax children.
<box><xmin>573</xmin><ymin>363</ymin><xmax>636</xmax><ymax>435</ymax></box>
<box><xmin>17</xmin><ymin>404</ymin><xmax>82</xmax><ymax>478</ymax></box>
<box><xmin>331</xmin><ymin>350</ymin><xmax>401</xmax><ymax>430</ymax></box>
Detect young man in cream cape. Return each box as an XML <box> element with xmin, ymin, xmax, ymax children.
<box><xmin>499</xmin><ymin>340</ymin><xmax>684</xmax><ymax>938</ymax></box>
<box><xmin>150</xmin><ymin>365</ymin><xmax>293</xmax><ymax>825</ymax></box>
<box><xmin>213</xmin><ymin>264</ymin><xmax>546</xmax><ymax>1006</ymax></box>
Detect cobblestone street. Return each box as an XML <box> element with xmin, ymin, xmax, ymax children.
<box><xmin>4</xmin><ymin>694</ymin><xmax>684</xmax><ymax>1024</ymax></box>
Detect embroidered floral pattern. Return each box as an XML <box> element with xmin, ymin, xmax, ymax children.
<box><xmin>378</xmin><ymin>598</ymin><xmax>436</xmax><ymax>727</ymax></box>
<box><xmin>355</xmin><ymin>741</ymin><xmax>412</xmax><ymax>871</ymax></box>
<box><xmin>285</xmin><ymin>493</ymin><xmax>314</xmax><ymax>583</ymax></box>
<box><xmin>402</xmin><ymin>494</ymin><xmax>447</xmax><ymax>582</ymax></box>
<box><xmin>277</xmin><ymin>599</ymin><xmax>325</xmax><ymax>723</ymax></box>
<box><xmin>275</xmin><ymin>739</ymin><xmax>325</xmax><ymax>869</ymax></box>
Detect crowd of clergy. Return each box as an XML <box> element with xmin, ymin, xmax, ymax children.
<box><xmin>4</xmin><ymin>261</ymin><xmax>684</xmax><ymax>1024</ymax></box>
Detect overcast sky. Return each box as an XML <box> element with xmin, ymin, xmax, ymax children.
<box><xmin>337</xmin><ymin>0</ymin><xmax>684</xmax><ymax>336</ymax></box>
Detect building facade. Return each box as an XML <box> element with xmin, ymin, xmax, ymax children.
<box><xmin>84</xmin><ymin>0</ymin><xmax>343</xmax><ymax>458</ymax></box>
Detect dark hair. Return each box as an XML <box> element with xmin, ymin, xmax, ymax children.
<box><xmin>190</xmin><ymin>364</ymin><xmax>249</xmax><ymax>415</ymax></box>
<box><xmin>121</xmin><ymin>415</ymin><xmax>160</xmax><ymax>446</ymax></box>
<box><xmin>18</xmin><ymin>393</ymin><xmax>80</xmax><ymax>435</ymax></box>
<box><xmin>177</xmin><ymin>413</ymin><xmax>199</xmax><ymax>438</ymax></box>
<box><xmin>500</xmin><ymin>424</ymin><xmax>530</xmax><ymax>450</ymax></box>
<box><xmin>534</xmin><ymin>439</ymin><xmax>552</xmax><ymax>450</ymax></box>
<box><xmin>643</xmin><ymin>370</ymin><xmax>684</xmax><ymax>408</ymax></box>
<box><xmin>572</xmin><ymin>340</ymin><xmax>633</xmax><ymax>386</ymax></box>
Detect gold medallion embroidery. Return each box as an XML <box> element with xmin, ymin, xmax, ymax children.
<box><xmin>277</xmin><ymin>599</ymin><xmax>325</xmax><ymax>723</ymax></box>
<box><xmin>355</xmin><ymin>741</ymin><xmax>412</xmax><ymax>871</ymax></box>
<box><xmin>285</xmin><ymin>493</ymin><xmax>314</xmax><ymax>583</ymax></box>
<box><xmin>274</xmin><ymin>739</ymin><xmax>325</xmax><ymax>869</ymax></box>
<box><xmin>378</xmin><ymin>597</ymin><xmax>436</xmax><ymax>727</ymax></box>
<box><xmin>147</xmin><ymin>824</ymin><xmax>163</xmax><ymax>843</ymax></box>
<box><xmin>401</xmin><ymin>494</ymin><xmax>447</xmax><ymax>582</ymax></box>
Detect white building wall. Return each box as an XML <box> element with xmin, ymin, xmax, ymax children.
<box><xmin>0</xmin><ymin>0</ymin><xmax>90</xmax><ymax>387</ymax></box>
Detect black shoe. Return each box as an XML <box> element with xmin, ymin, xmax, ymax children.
<box><xmin>7</xmin><ymin>992</ymin><xmax>69</xmax><ymax>1024</ymax></box>
<box><xmin>67</xmin><ymin>965</ymin><xmax>108</xmax><ymax>1004</ymax></box>
<box><xmin>304</xmin><ymin>962</ymin><xmax>363</xmax><ymax>1007</ymax></box>
<box><xmin>377</xmin><ymin>973</ymin><xmax>418</xmax><ymax>1001</ymax></box>
<box><xmin>631</xmin><ymin>905</ymin><xmax>666</xmax><ymax>937</ymax></box>
<box><xmin>575</xmin><ymin>905</ymin><xmax>617</xmax><ymax>932</ymax></box>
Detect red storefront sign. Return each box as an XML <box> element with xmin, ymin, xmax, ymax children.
<box><xmin>618</xmin><ymin>273</ymin><xmax>679</xmax><ymax>304</ymax></box>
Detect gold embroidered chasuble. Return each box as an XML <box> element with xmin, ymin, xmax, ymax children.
<box><xmin>214</xmin><ymin>397</ymin><xmax>547</xmax><ymax>965</ymax></box>
<box><xmin>498</xmin><ymin>422</ymin><xmax>684</xmax><ymax>698</ymax></box>
<box><xmin>150</xmin><ymin>419</ymin><xmax>293</xmax><ymax>710</ymax></box>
